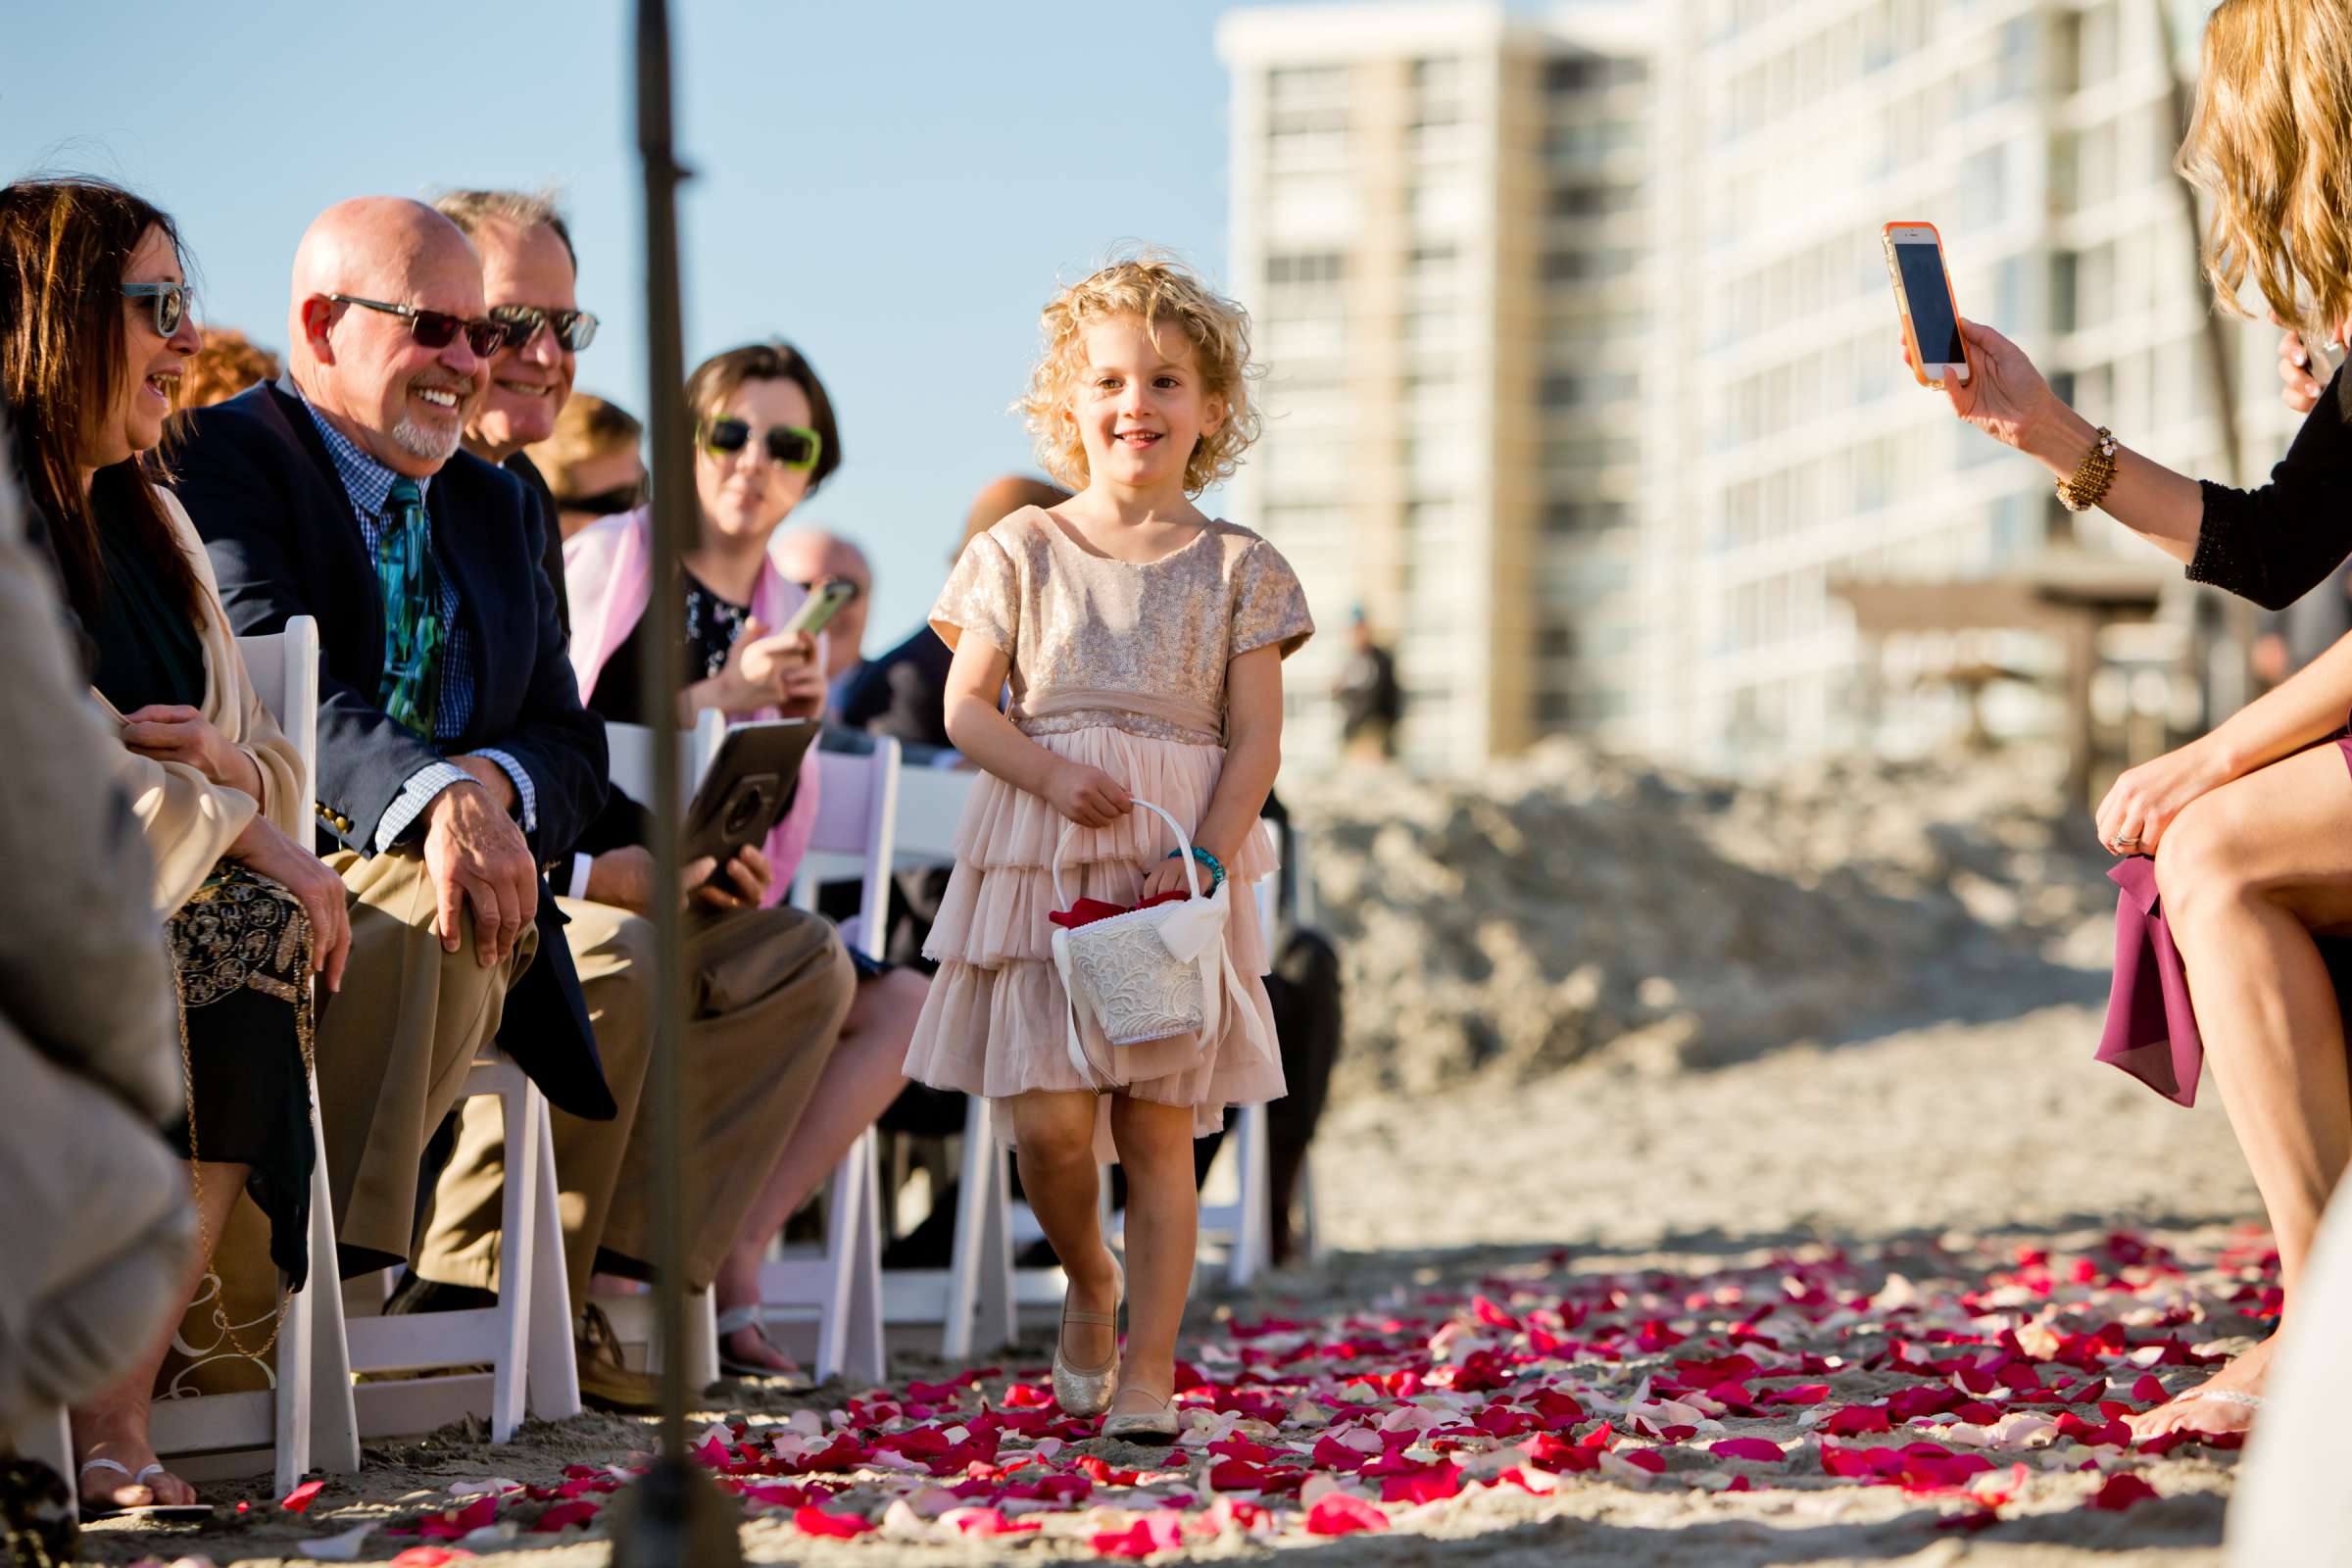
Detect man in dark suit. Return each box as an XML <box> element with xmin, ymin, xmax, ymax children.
<box><xmin>385</xmin><ymin>190</ymin><xmax>855</xmax><ymax>1396</ymax></box>
<box><xmin>173</xmin><ymin>197</ymin><xmax>612</xmax><ymax>1286</ymax></box>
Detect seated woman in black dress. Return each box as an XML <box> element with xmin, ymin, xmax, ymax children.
<box><xmin>1930</xmin><ymin>0</ymin><xmax>2352</xmax><ymax>1441</ymax></box>
<box><xmin>0</xmin><ymin>177</ymin><xmax>353</xmax><ymax>1514</ymax></box>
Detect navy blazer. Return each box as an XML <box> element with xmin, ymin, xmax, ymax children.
<box><xmin>174</xmin><ymin>380</ymin><xmax>614</xmax><ymax>1119</ymax></box>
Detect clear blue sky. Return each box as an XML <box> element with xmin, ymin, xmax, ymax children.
<box><xmin>0</xmin><ymin>1</ymin><xmax>1269</xmax><ymax>648</ymax></box>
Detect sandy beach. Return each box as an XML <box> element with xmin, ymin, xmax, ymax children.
<box><xmin>75</xmin><ymin>746</ymin><xmax>2269</xmax><ymax>1567</ymax></box>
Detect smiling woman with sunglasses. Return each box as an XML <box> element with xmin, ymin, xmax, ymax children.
<box><xmin>0</xmin><ymin>174</ymin><xmax>354</xmax><ymax>1519</ymax></box>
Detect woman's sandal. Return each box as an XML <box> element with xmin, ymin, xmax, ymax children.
<box><xmin>714</xmin><ymin>1306</ymin><xmax>812</xmax><ymax>1390</ymax></box>
<box><xmin>1053</xmin><ymin>1256</ymin><xmax>1124</xmax><ymax>1419</ymax></box>
<box><xmin>75</xmin><ymin>1457</ymin><xmax>214</xmax><ymax>1522</ymax></box>
<box><xmin>1102</xmin><ymin>1389</ymin><xmax>1180</xmax><ymax>1443</ymax></box>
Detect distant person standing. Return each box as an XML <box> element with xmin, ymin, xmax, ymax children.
<box><xmin>1332</xmin><ymin>607</ymin><xmax>1401</xmax><ymax>760</ymax></box>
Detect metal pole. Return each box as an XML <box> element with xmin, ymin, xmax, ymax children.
<box><xmin>611</xmin><ymin>3</ymin><xmax>742</xmax><ymax>1560</ymax></box>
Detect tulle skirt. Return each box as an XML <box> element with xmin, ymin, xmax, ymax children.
<box><xmin>903</xmin><ymin>725</ymin><xmax>1286</xmax><ymax>1159</ymax></box>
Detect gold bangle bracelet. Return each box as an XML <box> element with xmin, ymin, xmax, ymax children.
<box><xmin>2056</xmin><ymin>426</ymin><xmax>2119</xmax><ymax>513</ymax></box>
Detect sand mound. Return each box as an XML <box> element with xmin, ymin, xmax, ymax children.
<box><xmin>1296</xmin><ymin>741</ymin><xmax>2117</xmax><ymax>1097</ymax></box>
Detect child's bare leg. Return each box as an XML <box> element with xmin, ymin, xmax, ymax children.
<box><xmin>1009</xmin><ymin>1090</ymin><xmax>1116</xmax><ymax>1369</ymax></box>
<box><xmin>1106</xmin><ymin>1095</ymin><xmax>1198</xmax><ymax>1408</ymax></box>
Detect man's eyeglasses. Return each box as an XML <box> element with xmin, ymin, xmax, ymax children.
<box><xmin>324</xmin><ymin>293</ymin><xmax>511</xmax><ymax>357</ymax></box>
<box><xmin>122</xmin><ymin>281</ymin><xmax>194</xmax><ymax>338</ymax></box>
<box><xmin>701</xmin><ymin>417</ymin><xmax>822</xmax><ymax>472</ymax></box>
<box><xmin>788</xmin><ymin>576</ymin><xmax>863</xmax><ymax>603</ymax></box>
<box><xmin>489</xmin><ymin>304</ymin><xmax>600</xmax><ymax>353</ymax></box>
<box><xmin>555</xmin><ymin>480</ymin><xmax>646</xmax><ymax>517</ymax></box>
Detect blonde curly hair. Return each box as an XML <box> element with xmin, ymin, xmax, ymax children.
<box><xmin>2177</xmin><ymin>0</ymin><xmax>2352</xmax><ymax>340</ymax></box>
<box><xmin>1018</xmin><ymin>252</ymin><xmax>1262</xmax><ymax>497</ymax></box>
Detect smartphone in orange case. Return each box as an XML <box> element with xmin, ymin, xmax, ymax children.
<box><xmin>1882</xmin><ymin>221</ymin><xmax>1972</xmax><ymax>390</ymax></box>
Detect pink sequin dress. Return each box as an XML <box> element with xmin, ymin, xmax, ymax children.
<box><xmin>902</xmin><ymin>507</ymin><xmax>1314</xmax><ymax>1154</ymax></box>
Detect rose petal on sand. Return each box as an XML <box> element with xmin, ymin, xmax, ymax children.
<box><xmin>296</xmin><ymin>1523</ymin><xmax>375</xmax><ymax>1560</ymax></box>
<box><xmin>792</xmin><ymin>1505</ymin><xmax>876</xmax><ymax>1538</ymax></box>
<box><xmin>1710</xmin><ymin>1438</ymin><xmax>1788</xmax><ymax>1463</ymax></box>
<box><xmin>1305</xmin><ymin>1492</ymin><xmax>1391</xmax><ymax>1535</ymax></box>
<box><xmin>2089</xmin><ymin>1474</ymin><xmax>2160</xmax><ymax>1511</ymax></box>
<box><xmin>279</xmin><ymin>1479</ymin><xmax>326</xmax><ymax>1513</ymax></box>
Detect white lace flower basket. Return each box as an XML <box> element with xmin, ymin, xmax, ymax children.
<box><xmin>1050</xmin><ymin>800</ymin><xmax>1233</xmax><ymax>1078</ymax></box>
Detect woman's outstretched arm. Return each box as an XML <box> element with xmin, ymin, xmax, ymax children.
<box><xmin>1936</xmin><ymin>319</ymin><xmax>2352</xmax><ymax>607</ymax></box>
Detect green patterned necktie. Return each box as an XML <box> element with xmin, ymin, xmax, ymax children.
<box><xmin>377</xmin><ymin>477</ymin><xmax>444</xmax><ymax>737</ymax></box>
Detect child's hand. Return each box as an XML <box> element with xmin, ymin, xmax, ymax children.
<box><xmin>1141</xmin><ymin>856</ymin><xmax>1197</xmax><ymax>901</ymax></box>
<box><xmin>1045</xmin><ymin>760</ymin><xmax>1132</xmax><ymax>827</ymax></box>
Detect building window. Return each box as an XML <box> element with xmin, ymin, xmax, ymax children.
<box><xmin>1544</xmin><ymin>500</ymin><xmax>1629</xmax><ymax>533</ymax></box>
<box><xmin>1266</xmin><ymin>252</ymin><xmax>1345</xmax><ymax>286</ymax></box>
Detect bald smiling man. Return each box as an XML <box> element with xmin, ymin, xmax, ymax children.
<box><xmin>171</xmin><ymin>197</ymin><xmax>613</xmax><ymax>1286</ymax></box>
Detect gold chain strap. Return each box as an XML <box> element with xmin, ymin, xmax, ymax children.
<box><xmin>171</xmin><ymin>886</ymin><xmax>318</xmax><ymax>1366</ymax></box>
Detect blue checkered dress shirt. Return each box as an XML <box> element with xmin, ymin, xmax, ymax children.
<box><xmin>290</xmin><ymin>383</ymin><xmax>537</xmax><ymax>848</ymax></box>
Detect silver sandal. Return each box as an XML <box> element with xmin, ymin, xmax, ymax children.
<box><xmin>1102</xmin><ymin>1389</ymin><xmax>1180</xmax><ymax>1442</ymax></box>
<box><xmin>1053</xmin><ymin>1256</ymin><xmax>1123</xmax><ymax>1418</ymax></box>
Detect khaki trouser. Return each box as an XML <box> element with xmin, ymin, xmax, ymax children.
<box><xmin>317</xmin><ymin>849</ymin><xmax>534</xmax><ymax>1278</ymax></box>
<box><xmin>416</xmin><ymin>899</ymin><xmax>855</xmax><ymax>1299</ymax></box>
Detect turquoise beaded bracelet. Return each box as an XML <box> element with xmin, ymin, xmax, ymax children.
<box><xmin>1164</xmin><ymin>845</ymin><xmax>1226</xmax><ymax>893</ymax></box>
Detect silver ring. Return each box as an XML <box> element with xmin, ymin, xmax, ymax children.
<box><xmin>2110</xmin><ymin>835</ymin><xmax>2140</xmax><ymax>851</ymax></box>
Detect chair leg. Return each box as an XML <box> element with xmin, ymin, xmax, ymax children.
<box><xmin>1298</xmin><ymin>1152</ymin><xmax>1323</xmax><ymax>1264</ymax></box>
<box><xmin>842</xmin><ymin>1131</ymin><xmax>886</xmax><ymax>1386</ymax></box>
<box><xmin>524</xmin><ymin>1101</ymin><xmax>580</xmax><ymax>1423</ymax></box>
<box><xmin>304</xmin><ymin>1080</ymin><xmax>360</xmax><ymax>1474</ymax></box>
<box><xmin>678</xmin><ymin>1288</ymin><xmax>720</xmax><ymax>1394</ymax></box>
<box><xmin>973</xmin><ymin>1115</ymin><xmax>1015</xmax><ymax>1353</ymax></box>
<box><xmin>943</xmin><ymin>1098</ymin><xmax>1012</xmax><ymax>1358</ymax></box>
<box><xmin>1228</xmin><ymin>1102</ymin><xmax>1270</xmax><ymax>1289</ymax></box>
<box><xmin>488</xmin><ymin>1085</ymin><xmax>538</xmax><ymax>1443</ymax></box>
<box><xmin>272</xmin><ymin>1251</ymin><xmax>313</xmax><ymax>1496</ymax></box>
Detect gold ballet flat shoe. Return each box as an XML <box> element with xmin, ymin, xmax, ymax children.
<box><xmin>1102</xmin><ymin>1388</ymin><xmax>1180</xmax><ymax>1442</ymax></box>
<box><xmin>1053</xmin><ymin>1255</ymin><xmax>1123</xmax><ymax>1418</ymax></box>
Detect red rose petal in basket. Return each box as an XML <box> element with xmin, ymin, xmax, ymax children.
<box><xmin>2089</xmin><ymin>1474</ymin><xmax>2161</xmax><ymax>1511</ymax></box>
<box><xmin>280</xmin><ymin>1479</ymin><xmax>327</xmax><ymax>1513</ymax></box>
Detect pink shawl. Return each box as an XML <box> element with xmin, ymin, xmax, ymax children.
<box><xmin>564</xmin><ymin>507</ymin><xmax>818</xmax><ymax>902</ymax></box>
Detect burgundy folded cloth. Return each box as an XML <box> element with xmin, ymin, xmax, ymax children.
<box><xmin>2096</xmin><ymin>857</ymin><xmax>2201</xmax><ymax>1107</ymax></box>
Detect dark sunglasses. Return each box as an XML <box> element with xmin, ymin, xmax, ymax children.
<box><xmin>489</xmin><ymin>303</ymin><xmax>600</xmax><ymax>353</ymax></box>
<box><xmin>122</xmin><ymin>281</ymin><xmax>194</xmax><ymax>338</ymax></box>
<box><xmin>325</xmin><ymin>293</ymin><xmax>511</xmax><ymax>356</ymax></box>
<box><xmin>701</xmin><ymin>416</ymin><xmax>822</xmax><ymax>471</ymax></box>
<box><xmin>555</xmin><ymin>480</ymin><xmax>646</xmax><ymax>516</ymax></box>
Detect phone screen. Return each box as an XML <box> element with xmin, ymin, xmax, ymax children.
<box><xmin>1894</xmin><ymin>240</ymin><xmax>1963</xmax><ymax>365</ymax></box>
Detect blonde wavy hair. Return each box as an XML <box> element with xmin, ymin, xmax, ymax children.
<box><xmin>1018</xmin><ymin>252</ymin><xmax>1262</xmax><ymax>497</ymax></box>
<box><xmin>2177</xmin><ymin>0</ymin><xmax>2352</xmax><ymax>339</ymax></box>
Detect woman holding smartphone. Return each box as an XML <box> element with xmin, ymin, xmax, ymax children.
<box><xmin>563</xmin><ymin>340</ymin><xmax>924</xmax><ymax>1377</ymax></box>
<box><xmin>1932</xmin><ymin>0</ymin><xmax>2352</xmax><ymax>1440</ymax></box>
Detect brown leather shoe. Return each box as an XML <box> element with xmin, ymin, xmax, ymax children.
<box><xmin>575</xmin><ymin>1303</ymin><xmax>662</xmax><ymax>1413</ymax></box>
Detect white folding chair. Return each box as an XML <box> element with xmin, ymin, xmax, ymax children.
<box><xmin>754</xmin><ymin>737</ymin><xmax>900</xmax><ymax>1385</ymax></box>
<box><xmin>583</xmin><ymin>714</ymin><xmax>726</xmax><ymax>1391</ymax></box>
<box><xmin>1195</xmin><ymin>878</ymin><xmax>1281</xmax><ymax>1288</ymax></box>
<box><xmin>340</xmin><ymin>1055</ymin><xmax>577</xmax><ymax>1443</ymax></box>
<box><xmin>143</xmin><ymin>618</ymin><xmax>357</xmax><ymax>1492</ymax></box>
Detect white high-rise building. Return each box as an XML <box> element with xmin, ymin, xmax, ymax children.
<box><xmin>1640</xmin><ymin>0</ymin><xmax>2305</xmax><ymax>771</ymax></box>
<box><xmin>1216</xmin><ymin>2</ymin><xmax>1654</xmax><ymax>772</ymax></box>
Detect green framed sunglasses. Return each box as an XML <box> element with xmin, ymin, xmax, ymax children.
<box><xmin>701</xmin><ymin>416</ymin><xmax>822</xmax><ymax>472</ymax></box>
<box><xmin>122</xmin><ymin>281</ymin><xmax>194</xmax><ymax>338</ymax></box>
